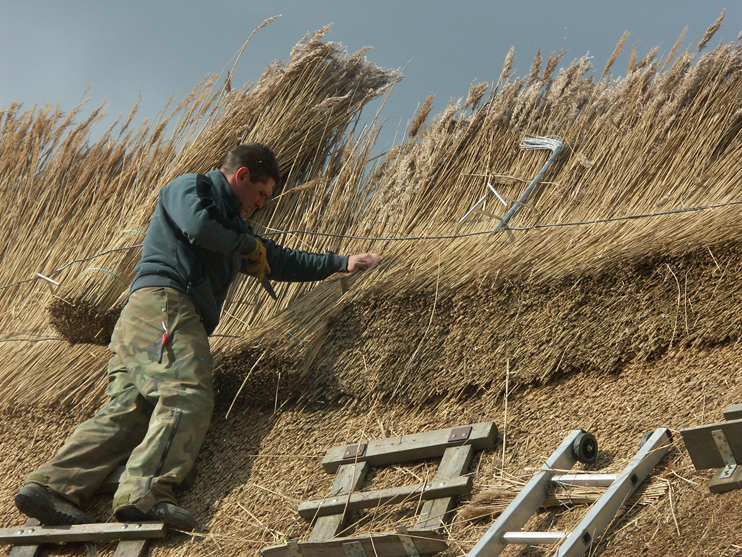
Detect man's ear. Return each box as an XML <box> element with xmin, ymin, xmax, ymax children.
<box><xmin>236</xmin><ymin>167</ymin><xmax>250</xmax><ymax>183</ymax></box>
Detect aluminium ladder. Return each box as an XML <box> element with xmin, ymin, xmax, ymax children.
<box><xmin>467</xmin><ymin>427</ymin><xmax>671</xmax><ymax>557</ymax></box>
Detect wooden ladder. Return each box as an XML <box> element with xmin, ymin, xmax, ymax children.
<box><xmin>262</xmin><ymin>422</ymin><xmax>498</xmax><ymax>557</ymax></box>
<box><xmin>681</xmin><ymin>403</ymin><xmax>742</xmax><ymax>492</ymax></box>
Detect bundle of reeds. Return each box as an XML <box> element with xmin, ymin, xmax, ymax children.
<box><xmin>0</xmin><ymin>25</ymin><xmax>396</xmax><ymax>409</ymax></box>
<box><xmin>44</xmin><ymin>25</ymin><xmax>397</xmax><ymax>345</ymax></box>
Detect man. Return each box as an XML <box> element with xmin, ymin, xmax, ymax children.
<box><xmin>15</xmin><ymin>143</ymin><xmax>380</xmax><ymax>531</ymax></box>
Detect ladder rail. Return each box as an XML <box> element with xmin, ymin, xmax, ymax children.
<box><xmin>466</xmin><ymin>429</ymin><xmax>585</xmax><ymax>557</ymax></box>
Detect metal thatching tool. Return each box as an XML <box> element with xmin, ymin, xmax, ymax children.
<box><xmin>466</xmin><ymin>428</ymin><xmax>671</xmax><ymax>557</ymax></box>
<box><xmin>260</xmin><ymin>276</ymin><xmax>278</xmax><ymax>300</ymax></box>
<box><xmin>460</xmin><ymin>136</ymin><xmax>563</xmax><ymax>230</ymax></box>
<box><xmin>491</xmin><ymin>135</ymin><xmax>564</xmax><ymax>233</ymax></box>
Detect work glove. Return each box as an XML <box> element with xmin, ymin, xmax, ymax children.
<box><xmin>241</xmin><ymin>240</ymin><xmax>271</xmax><ymax>281</ymax></box>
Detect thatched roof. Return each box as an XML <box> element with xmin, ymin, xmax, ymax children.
<box><xmin>3</xmin><ymin>17</ymin><xmax>742</xmax><ymax>557</ymax></box>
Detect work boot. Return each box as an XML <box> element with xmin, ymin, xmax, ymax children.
<box><xmin>115</xmin><ymin>502</ymin><xmax>196</xmax><ymax>532</ymax></box>
<box><xmin>15</xmin><ymin>483</ymin><xmax>92</xmax><ymax>525</ymax></box>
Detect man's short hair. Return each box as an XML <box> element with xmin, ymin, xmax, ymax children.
<box><xmin>220</xmin><ymin>143</ymin><xmax>281</xmax><ymax>185</ymax></box>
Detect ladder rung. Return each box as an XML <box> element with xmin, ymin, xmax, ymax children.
<box><xmin>298</xmin><ymin>475</ymin><xmax>472</xmax><ymax>518</ymax></box>
<box><xmin>0</xmin><ymin>522</ymin><xmax>165</xmax><ymax>545</ymax></box>
<box><xmin>550</xmin><ymin>474</ymin><xmax>617</xmax><ymax>487</ymax></box>
<box><xmin>501</xmin><ymin>532</ymin><xmax>566</xmax><ymax>545</ymax></box>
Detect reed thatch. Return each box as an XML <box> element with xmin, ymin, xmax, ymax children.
<box><xmin>2</xmin><ymin>15</ymin><xmax>742</xmax><ymax>557</ymax></box>
<box><xmin>213</xmin><ymin>21</ymin><xmax>742</xmax><ymax>414</ymax></box>
<box><xmin>2</xmin><ymin>342</ymin><xmax>739</xmax><ymax>556</ymax></box>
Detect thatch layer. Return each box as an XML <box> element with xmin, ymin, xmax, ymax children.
<box><xmin>3</xmin><ymin>340</ymin><xmax>741</xmax><ymax>556</ymax></box>
<box><xmin>213</xmin><ymin>228</ymin><xmax>742</xmax><ymax>410</ymax></box>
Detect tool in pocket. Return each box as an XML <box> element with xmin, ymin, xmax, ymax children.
<box><xmin>157</xmin><ymin>321</ymin><xmax>169</xmax><ymax>364</ymax></box>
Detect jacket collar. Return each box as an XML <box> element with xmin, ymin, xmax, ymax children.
<box><xmin>207</xmin><ymin>169</ymin><xmax>242</xmax><ymax>219</ymax></box>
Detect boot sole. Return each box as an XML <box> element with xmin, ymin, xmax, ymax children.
<box><xmin>15</xmin><ymin>488</ymin><xmax>90</xmax><ymax>525</ymax></box>
<box><xmin>116</xmin><ymin>504</ymin><xmax>195</xmax><ymax>532</ymax></box>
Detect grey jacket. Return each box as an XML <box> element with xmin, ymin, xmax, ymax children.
<box><xmin>132</xmin><ymin>169</ymin><xmax>347</xmax><ymax>333</ymax></box>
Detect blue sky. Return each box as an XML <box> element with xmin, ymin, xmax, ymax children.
<box><xmin>2</xmin><ymin>1</ymin><xmax>740</xmax><ymax>151</ymax></box>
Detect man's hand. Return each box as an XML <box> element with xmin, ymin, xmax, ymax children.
<box><xmin>347</xmin><ymin>253</ymin><xmax>381</xmax><ymax>273</ymax></box>
<box><xmin>242</xmin><ymin>241</ymin><xmax>271</xmax><ymax>280</ymax></box>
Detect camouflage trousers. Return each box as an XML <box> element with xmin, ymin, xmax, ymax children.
<box><xmin>27</xmin><ymin>287</ymin><xmax>214</xmax><ymax>514</ymax></box>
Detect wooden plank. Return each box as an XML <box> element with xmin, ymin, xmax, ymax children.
<box><xmin>309</xmin><ymin>461</ymin><xmax>370</xmax><ymax>541</ymax></box>
<box><xmin>322</xmin><ymin>422</ymin><xmax>497</xmax><ymax>473</ymax></box>
<box><xmin>724</xmin><ymin>404</ymin><xmax>742</xmax><ymax>421</ymax></box>
<box><xmin>0</xmin><ymin>522</ymin><xmax>166</xmax><ymax>545</ymax></box>
<box><xmin>262</xmin><ymin>530</ymin><xmax>447</xmax><ymax>557</ymax></box>
<box><xmin>113</xmin><ymin>539</ymin><xmax>151</xmax><ymax>557</ymax></box>
<box><xmin>680</xmin><ymin>418</ymin><xmax>742</xmax><ymax>470</ymax></box>
<box><xmin>298</xmin><ymin>476</ymin><xmax>472</xmax><ymax>519</ymax></box>
<box><xmin>416</xmin><ymin>444</ymin><xmax>475</xmax><ymax>531</ymax></box>
<box><xmin>709</xmin><ymin>465</ymin><xmax>742</xmax><ymax>493</ymax></box>
<box><xmin>8</xmin><ymin>519</ymin><xmax>41</xmax><ymax>557</ymax></box>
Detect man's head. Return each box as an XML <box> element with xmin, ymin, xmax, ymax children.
<box><xmin>221</xmin><ymin>143</ymin><xmax>281</xmax><ymax>216</ymax></box>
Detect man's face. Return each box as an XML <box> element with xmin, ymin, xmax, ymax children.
<box><xmin>235</xmin><ymin>169</ymin><xmax>275</xmax><ymax>216</ymax></box>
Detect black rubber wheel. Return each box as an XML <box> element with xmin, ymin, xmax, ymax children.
<box><xmin>572</xmin><ymin>431</ymin><xmax>598</xmax><ymax>463</ymax></box>
<box><xmin>639</xmin><ymin>429</ymin><xmax>672</xmax><ymax>447</ymax></box>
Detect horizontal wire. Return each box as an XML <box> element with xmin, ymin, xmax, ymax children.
<box><xmin>0</xmin><ymin>244</ymin><xmax>143</xmax><ymax>292</ymax></box>
<box><xmin>260</xmin><ymin>199</ymin><xmax>742</xmax><ymax>241</ymax></box>
<box><xmin>0</xmin><ymin>199</ymin><xmax>739</xmax><ymax>296</ymax></box>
